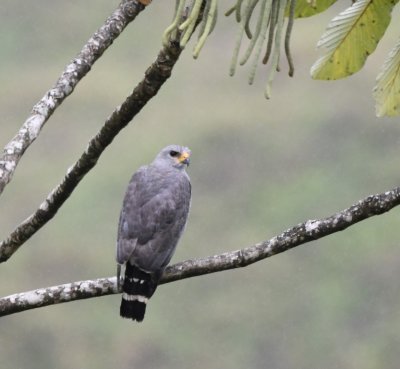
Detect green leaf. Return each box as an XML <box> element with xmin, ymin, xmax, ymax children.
<box><xmin>374</xmin><ymin>39</ymin><xmax>400</xmax><ymax>117</ymax></box>
<box><xmin>311</xmin><ymin>0</ymin><xmax>398</xmax><ymax>80</ymax></box>
<box><xmin>291</xmin><ymin>0</ymin><xmax>338</xmax><ymax>18</ymax></box>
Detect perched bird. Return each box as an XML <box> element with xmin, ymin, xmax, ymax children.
<box><xmin>116</xmin><ymin>145</ymin><xmax>191</xmax><ymax>322</ymax></box>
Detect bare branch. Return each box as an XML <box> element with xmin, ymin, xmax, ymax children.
<box><xmin>0</xmin><ymin>0</ymin><xmax>146</xmax><ymax>196</ymax></box>
<box><xmin>0</xmin><ymin>278</ymin><xmax>118</xmax><ymax>317</ymax></box>
<box><xmin>1</xmin><ymin>186</ymin><xmax>400</xmax><ymax>317</ymax></box>
<box><xmin>0</xmin><ymin>40</ymin><xmax>184</xmax><ymax>263</ymax></box>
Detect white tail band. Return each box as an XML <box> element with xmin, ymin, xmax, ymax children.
<box><xmin>122</xmin><ymin>293</ymin><xmax>148</xmax><ymax>304</ymax></box>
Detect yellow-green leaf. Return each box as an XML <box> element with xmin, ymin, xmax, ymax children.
<box><xmin>311</xmin><ymin>0</ymin><xmax>398</xmax><ymax>80</ymax></box>
<box><xmin>374</xmin><ymin>39</ymin><xmax>400</xmax><ymax>117</ymax></box>
<box><xmin>290</xmin><ymin>0</ymin><xmax>338</xmax><ymax>18</ymax></box>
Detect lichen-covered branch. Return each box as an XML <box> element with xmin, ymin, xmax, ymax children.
<box><xmin>0</xmin><ymin>278</ymin><xmax>118</xmax><ymax>317</ymax></box>
<box><xmin>0</xmin><ymin>0</ymin><xmax>146</xmax><ymax>196</ymax></box>
<box><xmin>0</xmin><ymin>41</ymin><xmax>184</xmax><ymax>263</ymax></box>
<box><xmin>1</xmin><ymin>186</ymin><xmax>400</xmax><ymax>317</ymax></box>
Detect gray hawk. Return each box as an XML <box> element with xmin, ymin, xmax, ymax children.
<box><xmin>116</xmin><ymin>145</ymin><xmax>191</xmax><ymax>321</ymax></box>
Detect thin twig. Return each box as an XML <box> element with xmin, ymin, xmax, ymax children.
<box><xmin>225</xmin><ymin>5</ymin><xmax>236</xmax><ymax>16</ymax></box>
<box><xmin>229</xmin><ymin>10</ymin><xmax>246</xmax><ymax>76</ymax></box>
<box><xmin>1</xmin><ymin>186</ymin><xmax>400</xmax><ymax>317</ymax></box>
<box><xmin>262</xmin><ymin>0</ymin><xmax>278</xmax><ymax>65</ymax></box>
<box><xmin>239</xmin><ymin>0</ymin><xmax>269</xmax><ymax>66</ymax></box>
<box><xmin>235</xmin><ymin>0</ymin><xmax>244</xmax><ymax>22</ymax></box>
<box><xmin>284</xmin><ymin>0</ymin><xmax>296</xmax><ymax>77</ymax></box>
<box><xmin>244</xmin><ymin>0</ymin><xmax>260</xmax><ymax>39</ymax></box>
<box><xmin>247</xmin><ymin>0</ymin><xmax>271</xmax><ymax>84</ymax></box>
<box><xmin>179</xmin><ymin>0</ymin><xmax>203</xmax><ymax>47</ymax></box>
<box><xmin>196</xmin><ymin>0</ymin><xmax>212</xmax><ymax>40</ymax></box>
<box><xmin>162</xmin><ymin>0</ymin><xmax>186</xmax><ymax>46</ymax></box>
<box><xmin>0</xmin><ymin>0</ymin><xmax>146</xmax><ymax>196</ymax></box>
<box><xmin>193</xmin><ymin>0</ymin><xmax>218</xmax><ymax>58</ymax></box>
<box><xmin>265</xmin><ymin>0</ymin><xmax>287</xmax><ymax>98</ymax></box>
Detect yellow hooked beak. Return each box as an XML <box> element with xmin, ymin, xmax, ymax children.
<box><xmin>178</xmin><ymin>151</ymin><xmax>190</xmax><ymax>166</ymax></box>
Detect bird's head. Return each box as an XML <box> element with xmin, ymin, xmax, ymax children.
<box><xmin>154</xmin><ymin>145</ymin><xmax>191</xmax><ymax>170</ymax></box>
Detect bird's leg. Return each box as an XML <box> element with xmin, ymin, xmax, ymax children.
<box><xmin>117</xmin><ymin>264</ymin><xmax>122</xmax><ymax>292</ymax></box>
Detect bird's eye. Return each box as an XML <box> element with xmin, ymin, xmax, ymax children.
<box><xmin>169</xmin><ymin>150</ymin><xmax>179</xmax><ymax>157</ymax></box>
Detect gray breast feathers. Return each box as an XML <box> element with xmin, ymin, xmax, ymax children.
<box><xmin>116</xmin><ymin>166</ymin><xmax>191</xmax><ymax>272</ymax></box>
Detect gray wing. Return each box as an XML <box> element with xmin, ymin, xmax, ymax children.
<box><xmin>116</xmin><ymin>166</ymin><xmax>148</xmax><ymax>264</ymax></box>
<box><xmin>116</xmin><ymin>167</ymin><xmax>191</xmax><ymax>272</ymax></box>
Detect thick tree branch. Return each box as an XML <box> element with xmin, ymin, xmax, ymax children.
<box><xmin>1</xmin><ymin>186</ymin><xmax>400</xmax><ymax>317</ymax></box>
<box><xmin>0</xmin><ymin>40</ymin><xmax>184</xmax><ymax>263</ymax></box>
<box><xmin>0</xmin><ymin>0</ymin><xmax>146</xmax><ymax>196</ymax></box>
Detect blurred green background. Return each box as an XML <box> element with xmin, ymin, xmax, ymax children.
<box><xmin>1</xmin><ymin>1</ymin><xmax>400</xmax><ymax>368</ymax></box>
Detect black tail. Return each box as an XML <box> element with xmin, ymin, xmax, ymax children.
<box><xmin>120</xmin><ymin>263</ymin><xmax>158</xmax><ymax>322</ymax></box>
